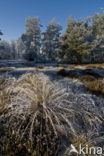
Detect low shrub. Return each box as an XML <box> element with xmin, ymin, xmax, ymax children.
<box><xmin>57</xmin><ymin>69</ymin><xmax>78</xmax><ymax>78</ymax></box>
<box><xmin>79</xmin><ymin>75</ymin><xmax>96</xmax><ymax>83</ymax></box>
<box><xmin>85</xmin><ymin>79</ymin><xmax>104</xmax><ymax>96</ymax></box>
<box><xmin>57</xmin><ymin>69</ymin><xmax>68</xmax><ymax>76</ymax></box>
<box><xmin>36</xmin><ymin>65</ymin><xmax>44</xmax><ymax>69</ymax></box>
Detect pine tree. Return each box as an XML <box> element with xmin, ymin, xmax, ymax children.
<box><xmin>16</xmin><ymin>38</ymin><xmax>26</xmax><ymax>59</ymax></box>
<box><xmin>62</xmin><ymin>16</ymin><xmax>95</xmax><ymax>63</ymax></box>
<box><xmin>42</xmin><ymin>18</ymin><xmax>62</xmax><ymax>62</ymax></box>
<box><xmin>92</xmin><ymin>10</ymin><xmax>104</xmax><ymax>39</ymax></box>
<box><xmin>87</xmin><ymin>10</ymin><xmax>104</xmax><ymax>63</ymax></box>
<box><xmin>21</xmin><ymin>17</ymin><xmax>42</xmax><ymax>61</ymax></box>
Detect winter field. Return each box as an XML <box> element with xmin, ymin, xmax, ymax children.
<box><xmin>0</xmin><ymin>0</ymin><xmax>104</xmax><ymax>155</ymax></box>
<box><xmin>0</xmin><ymin>60</ymin><xmax>104</xmax><ymax>156</ymax></box>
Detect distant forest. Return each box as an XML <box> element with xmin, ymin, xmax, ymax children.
<box><xmin>0</xmin><ymin>9</ymin><xmax>104</xmax><ymax>63</ymax></box>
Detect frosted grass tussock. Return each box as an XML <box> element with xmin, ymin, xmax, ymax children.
<box><xmin>4</xmin><ymin>73</ymin><xmax>74</xmax><ymax>132</ymax></box>
<box><xmin>0</xmin><ymin>73</ymin><xmax>75</xmax><ymax>155</ymax></box>
<box><xmin>0</xmin><ymin>73</ymin><xmax>103</xmax><ymax>155</ymax></box>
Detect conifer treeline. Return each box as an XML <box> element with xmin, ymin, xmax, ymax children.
<box><xmin>0</xmin><ymin>10</ymin><xmax>104</xmax><ymax>63</ymax></box>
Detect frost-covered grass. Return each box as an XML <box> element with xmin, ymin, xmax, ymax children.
<box><xmin>0</xmin><ymin>73</ymin><xmax>104</xmax><ymax>155</ymax></box>
<box><xmin>69</xmin><ymin>63</ymin><xmax>104</xmax><ymax>70</ymax></box>
<box><xmin>85</xmin><ymin>63</ymin><xmax>104</xmax><ymax>69</ymax></box>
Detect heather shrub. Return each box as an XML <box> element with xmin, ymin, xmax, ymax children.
<box><xmin>57</xmin><ymin>69</ymin><xmax>78</xmax><ymax>78</ymax></box>
<box><xmin>36</xmin><ymin>65</ymin><xmax>44</xmax><ymax>69</ymax></box>
<box><xmin>86</xmin><ymin>79</ymin><xmax>104</xmax><ymax>96</ymax></box>
<box><xmin>79</xmin><ymin>75</ymin><xmax>96</xmax><ymax>83</ymax></box>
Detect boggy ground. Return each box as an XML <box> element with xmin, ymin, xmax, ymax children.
<box><xmin>0</xmin><ymin>61</ymin><xmax>104</xmax><ymax>156</ymax></box>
